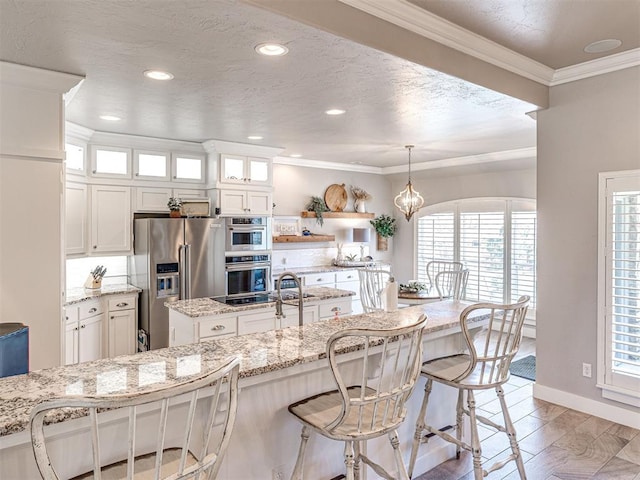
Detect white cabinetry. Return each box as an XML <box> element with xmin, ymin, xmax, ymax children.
<box><xmin>134</xmin><ymin>187</ymin><xmax>207</xmax><ymax>212</ymax></box>
<box><xmin>65</xmin><ymin>182</ymin><xmax>88</xmax><ymax>255</ymax></box>
<box><xmin>90</xmin><ymin>185</ymin><xmax>131</xmax><ymax>253</ymax></box>
<box><xmin>238</xmin><ymin>309</ymin><xmax>278</xmax><ymax>335</ymax></box>
<box><xmin>169</xmin><ymin>296</ymin><xmax>354</xmax><ymax>346</ymax></box>
<box><xmin>218</xmin><ymin>189</ymin><xmax>271</xmax><ymax>216</ymax></box>
<box><xmin>106</xmin><ymin>295</ymin><xmax>137</xmax><ymax>357</ymax></box>
<box><xmin>64</xmin><ymin>300</ymin><xmax>104</xmax><ymax>365</ymax></box>
<box><xmin>220</xmin><ymin>154</ymin><xmax>271</xmax><ymax>186</ymax></box>
<box><xmin>298</xmin><ymin>270</ymin><xmax>362</xmax><ymax>315</ymax></box>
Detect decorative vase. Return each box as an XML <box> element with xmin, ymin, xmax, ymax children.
<box><xmin>355</xmin><ymin>200</ymin><xmax>367</xmax><ymax>213</ymax></box>
<box><xmin>377</xmin><ymin>235</ymin><xmax>388</xmax><ymax>251</ymax></box>
<box><xmin>170</xmin><ymin>209</ymin><xmax>181</xmax><ymax>218</ymax></box>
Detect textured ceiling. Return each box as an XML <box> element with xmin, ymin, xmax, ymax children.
<box><xmin>408</xmin><ymin>0</ymin><xmax>640</xmax><ymax>69</ymax></box>
<box><xmin>0</xmin><ymin>0</ymin><xmax>630</xmax><ymax>169</ymax></box>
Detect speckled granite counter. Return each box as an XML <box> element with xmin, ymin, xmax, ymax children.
<box><xmin>165</xmin><ymin>286</ymin><xmax>354</xmax><ymax>317</ymax></box>
<box><xmin>65</xmin><ymin>284</ymin><xmax>141</xmax><ymax>306</ymax></box>
<box><xmin>0</xmin><ymin>300</ymin><xmax>482</xmax><ymax>440</ymax></box>
<box><xmin>271</xmin><ymin>263</ymin><xmax>390</xmax><ymax>276</ymax></box>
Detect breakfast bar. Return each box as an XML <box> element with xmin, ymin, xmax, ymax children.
<box><xmin>0</xmin><ymin>300</ymin><xmax>486</xmax><ymax>479</ymax></box>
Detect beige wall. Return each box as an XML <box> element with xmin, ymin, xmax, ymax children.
<box><xmin>536</xmin><ymin>66</ymin><xmax>640</xmax><ymax>412</ymax></box>
<box><xmin>390</xmin><ymin>166</ymin><xmax>537</xmax><ymax>283</ymax></box>
<box><xmin>272</xmin><ymin>163</ymin><xmax>394</xmax><ymax>264</ymax></box>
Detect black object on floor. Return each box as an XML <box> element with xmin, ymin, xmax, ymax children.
<box><xmin>509</xmin><ymin>355</ymin><xmax>536</xmax><ymax>381</ymax></box>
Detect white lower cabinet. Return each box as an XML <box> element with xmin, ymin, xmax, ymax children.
<box><xmin>64</xmin><ymin>300</ymin><xmax>104</xmax><ymax>365</ymax></box>
<box><xmin>238</xmin><ymin>310</ymin><xmax>278</xmax><ymax>335</ymax></box>
<box><xmin>107</xmin><ymin>295</ymin><xmax>138</xmax><ymax>357</ymax></box>
<box><xmin>64</xmin><ymin>294</ymin><xmax>139</xmax><ymax>365</ymax></box>
<box><xmin>169</xmin><ymin>296</ymin><xmax>354</xmax><ymax>345</ymax></box>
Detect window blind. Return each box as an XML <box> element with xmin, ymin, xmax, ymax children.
<box><xmin>610</xmin><ymin>190</ymin><xmax>640</xmax><ymax>382</ymax></box>
<box><xmin>460</xmin><ymin>212</ymin><xmax>504</xmax><ymax>303</ymax></box>
<box><xmin>511</xmin><ymin>211</ymin><xmax>537</xmax><ymax>308</ymax></box>
<box><xmin>416</xmin><ymin>213</ymin><xmax>454</xmax><ymax>284</ymax></box>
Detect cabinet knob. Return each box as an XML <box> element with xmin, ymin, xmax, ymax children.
<box><xmin>80</xmin><ymin>324</ymin><xmax>86</xmax><ymax>329</ymax></box>
<box><xmin>211</xmin><ymin>325</ymin><xmax>226</xmax><ymax>331</ymax></box>
<box><xmin>74</xmin><ymin>327</ymin><xmax>79</xmax><ymax>331</ymax></box>
<box><xmin>316</xmin><ymin>278</ymin><xmax>322</xmax><ymax>282</ymax></box>
<box><xmin>111</xmin><ymin>316</ymin><xmax>114</xmax><ymax>319</ymax></box>
<box><xmin>93</xmin><ymin>245</ymin><xmax>97</xmax><ymax>249</ymax></box>
<box><xmin>116</xmin><ymin>302</ymin><xmax>128</xmax><ymax>308</ymax></box>
<box><xmin>89</xmin><ymin>307</ymin><xmax>97</xmax><ymax>313</ymax></box>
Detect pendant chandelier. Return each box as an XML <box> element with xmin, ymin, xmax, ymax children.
<box><xmin>394</xmin><ymin>144</ymin><xmax>424</xmax><ymax>221</ymax></box>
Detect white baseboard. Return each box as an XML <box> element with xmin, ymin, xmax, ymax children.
<box><xmin>409</xmin><ymin>441</ymin><xmax>458</xmax><ymax>477</ymax></box>
<box><xmin>522</xmin><ymin>324</ymin><xmax>536</xmax><ymax>339</ymax></box>
<box><xmin>533</xmin><ymin>383</ymin><xmax>640</xmax><ymax>429</ymax></box>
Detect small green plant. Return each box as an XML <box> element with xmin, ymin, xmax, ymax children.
<box><xmin>345</xmin><ymin>253</ymin><xmax>358</xmax><ymax>261</ymax></box>
<box><xmin>167</xmin><ymin>197</ymin><xmax>182</xmax><ymax>211</ymax></box>
<box><xmin>306</xmin><ymin>196</ymin><xmax>330</xmax><ymax>226</ymax></box>
<box><xmin>370</xmin><ymin>214</ymin><xmax>397</xmax><ymax>238</ymax></box>
<box><xmin>399</xmin><ymin>281</ymin><xmax>428</xmax><ymax>293</ymax></box>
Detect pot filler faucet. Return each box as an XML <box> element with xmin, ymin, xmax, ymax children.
<box><xmin>275</xmin><ymin>272</ymin><xmax>304</xmax><ymax>326</ymax></box>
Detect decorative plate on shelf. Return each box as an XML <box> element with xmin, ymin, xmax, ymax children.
<box><xmin>324</xmin><ymin>184</ymin><xmax>347</xmax><ymax>212</ymax></box>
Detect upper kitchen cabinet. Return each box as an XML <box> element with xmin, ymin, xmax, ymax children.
<box><xmin>90</xmin><ymin>185</ymin><xmax>132</xmax><ymax>254</ymax></box>
<box><xmin>133</xmin><ymin>149</ymin><xmax>170</xmax><ymax>181</ymax></box>
<box><xmin>65</xmin><ymin>182</ymin><xmax>88</xmax><ymax>255</ymax></box>
<box><xmin>90</xmin><ymin>145</ymin><xmax>133</xmax><ymax>179</ymax></box>
<box><xmin>220</xmin><ymin>154</ymin><xmax>271</xmax><ymax>186</ymax></box>
<box><xmin>172</xmin><ymin>153</ymin><xmax>205</xmax><ymax>183</ymax></box>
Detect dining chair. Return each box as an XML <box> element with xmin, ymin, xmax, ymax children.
<box><xmin>407</xmin><ymin>296</ymin><xmax>530</xmax><ymax>479</ymax></box>
<box><xmin>30</xmin><ymin>355</ymin><xmax>240</xmax><ymax>480</ymax></box>
<box><xmin>434</xmin><ymin>268</ymin><xmax>469</xmax><ymax>300</ymax></box>
<box><xmin>357</xmin><ymin>268</ymin><xmax>392</xmax><ymax>313</ymax></box>
<box><xmin>288</xmin><ymin>315</ymin><xmax>428</xmax><ymax>480</ymax></box>
<box><xmin>425</xmin><ymin>260</ymin><xmax>464</xmax><ymax>291</ymax></box>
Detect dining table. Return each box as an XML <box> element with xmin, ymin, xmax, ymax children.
<box><xmin>398</xmin><ymin>288</ymin><xmax>442</xmax><ymax>305</ymax></box>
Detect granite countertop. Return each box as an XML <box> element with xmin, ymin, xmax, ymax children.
<box><xmin>65</xmin><ymin>284</ymin><xmax>142</xmax><ymax>306</ymax></box>
<box><xmin>271</xmin><ymin>263</ymin><xmax>391</xmax><ymax>277</ymax></box>
<box><xmin>165</xmin><ymin>286</ymin><xmax>355</xmax><ymax>317</ymax></box>
<box><xmin>0</xmin><ymin>300</ymin><xmax>482</xmax><ymax>438</ymax></box>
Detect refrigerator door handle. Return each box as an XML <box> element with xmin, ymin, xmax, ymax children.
<box><xmin>179</xmin><ymin>244</ymin><xmax>191</xmax><ymax>299</ymax></box>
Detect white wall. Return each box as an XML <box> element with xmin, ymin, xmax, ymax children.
<box><xmin>536</xmin><ymin>66</ymin><xmax>640</xmax><ymax>414</ymax></box>
<box><xmin>272</xmin><ymin>163</ymin><xmax>394</xmax><ymax>268</ymax></box>
<box><xmin>390</xmin><ymin>166</ymin><xmax>537</xmax><ymax>283</ymax></box>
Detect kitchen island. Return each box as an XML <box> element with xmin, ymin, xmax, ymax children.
<box><xmin>0</xmin><ymin>300</ymin><xmax>485</xmax><ymax>479</ymax></box>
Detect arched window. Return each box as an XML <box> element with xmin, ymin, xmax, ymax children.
<box><xmin>416</xmin><ymin>198</ymin><xmax>537</xmax><ymax>311</ymax></box>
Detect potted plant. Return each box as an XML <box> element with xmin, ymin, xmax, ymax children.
<box><xmin>370</xmin><ymin>214</ymin><xmax>397</xmax><ymax>251</ymax></box>
<box><xmin>305</xmin><ymin>196</ymin><xmax>330</xmax><ymax>226</ymax></box>
<box><xmin>167</xmin><ymin>197</ymin><xmax>182</xmax><ymax>218</ymax></box>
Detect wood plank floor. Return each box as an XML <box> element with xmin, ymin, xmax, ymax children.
<box><xmin>413</xmin><ymin>338</ymin><xmax>640</xmax><ymax>480</ymax></box>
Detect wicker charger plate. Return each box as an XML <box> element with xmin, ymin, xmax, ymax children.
<box><xmin>324</xmin><ymin>184</ymin><xmax>347</xmax><ymax>212</ymax></box>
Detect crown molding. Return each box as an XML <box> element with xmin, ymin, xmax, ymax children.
<box><xmin>65</xmin><ymin>121</ymin><xmax>94</xmax><ymax>144</ymax></box>
<box><xmin>382</xmin><ymin>147</ymin><xmax>537</xmax><ymax>174</ymax></box>
<box><xmin>550</xmin><ymin>48</ymin><xmax>640</xmax><ymax>86</ymax></box>
<box><xmin>203</xmin><ymin>139</ymin><xmax>284</xmax><ymax>158</ymax></box>
<box><xmin>0</xmin><ymin>61</ymin><xmax>84</xmax><ymax>93</ymax></box>
<box><xmin>90</xmin><ymin>130</ymin><xmax>205</xmax><ymax>153</ymax></box>
<box><xmin>274</xmin><ymin>156</ymin><xmax>383</xmax><ymax>174</ymax></box>
<box><xmin>339</xmin><ymin>0</ymin><xmax>554</xmax><ymax>85</ymax></box>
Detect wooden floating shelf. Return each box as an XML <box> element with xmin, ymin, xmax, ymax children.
<box><xmin>300</xmin><ymin>212</ymin><xmax>375</xmax><ymax>219</ymax></box>
<box><xmin>273</xmin><ymin>234</ymin><xmax>335</xmax><ymax>243</ymax></box>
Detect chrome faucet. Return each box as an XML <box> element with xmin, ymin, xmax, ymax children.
<box><xmin>275</xmin><ymin>271</ymin><xmax>304</xmax><ymax>326</ymax></box>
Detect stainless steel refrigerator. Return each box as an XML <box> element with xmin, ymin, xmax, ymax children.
<box><xmin>128</xmin><ymin>218</ymin><xmax>225</xmax><ymax>350</ymax></box>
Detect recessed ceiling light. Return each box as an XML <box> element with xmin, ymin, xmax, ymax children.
<box><xmin>99</xmin><ymin>115</ymin><xmax>121</xmax><ymax>121</ymax></box>
<box><xmin>584</xmin><ymin>39</ymin><xmax>622</xmax><ymax>54</ymax></box>
<box><xmin>247</xmin><ymin>135</ymin><xmax>263</xmax><ymax>140</ymax></box>
<box><xmin>289</xmin><ymin>154</ymin><xmax>302</xmax><ymax>158</ymax></box>
<box><xmin>143</xmin><ymin>70</ymin><xmax>174</xmax><ymax>80</ymax></box>
<box><xmin>255</xmin><ymin>43</ymin><xmax>289</xmax><ymax>56</ymax></box>
<box><xmin>325</xmin><ymin>109</ymin><xmax>346</xmax><ymax>115</ymax></box>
